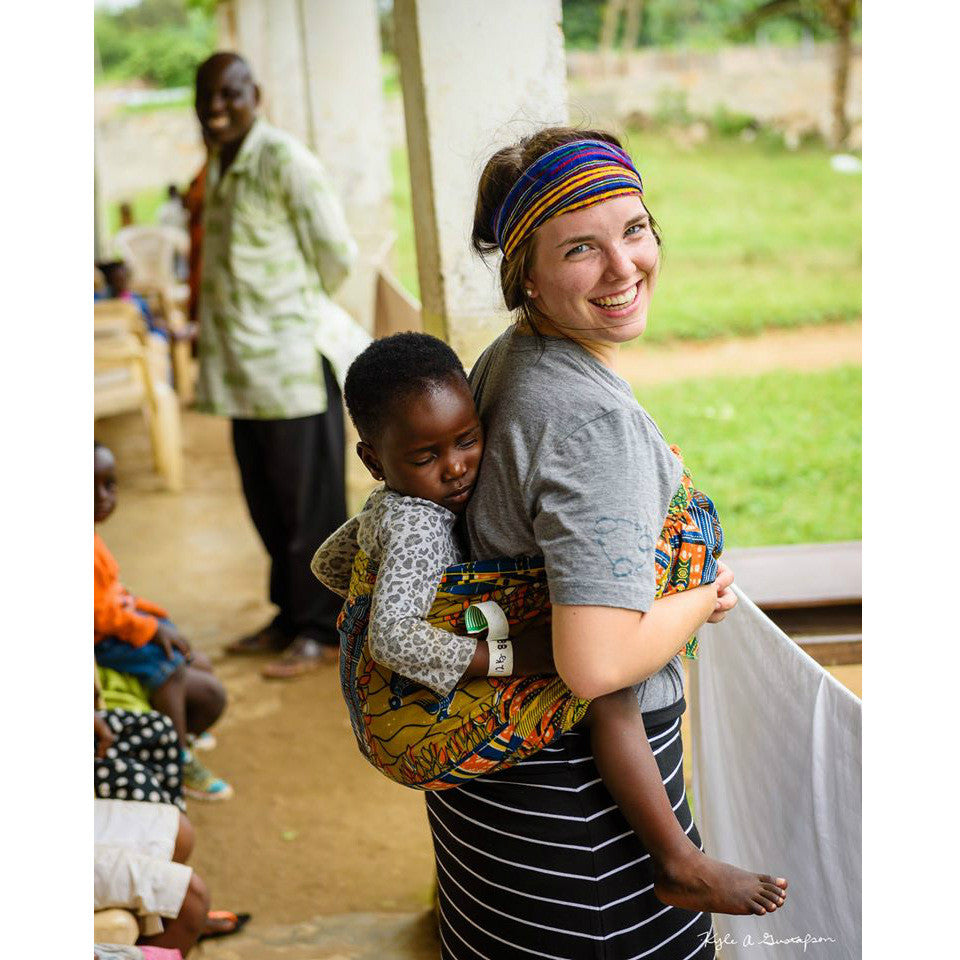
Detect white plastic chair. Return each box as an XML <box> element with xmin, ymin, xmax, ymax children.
<box><xmin>114</xmin><ymin>225</ymin><xmax>190</xmax><ymax>308</ymax></box>
<box><xmin>94</xmin><ymin>300</ymin><xmax>184</xmax><ymax>492</ymax></box>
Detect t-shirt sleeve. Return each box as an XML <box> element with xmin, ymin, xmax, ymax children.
<box><xmin>530</xmin><ymin>408</ymin><xmax>680</xmax><ymax>612</ymax></box>
<box><xmin>367</xmin><ymin>499</ymin><xmax>475</xmax><ymax>696</ymax></box>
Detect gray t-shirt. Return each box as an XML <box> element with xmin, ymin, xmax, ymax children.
<box><xmin>466</xmin><ymin>328</ymin><xmax>685</xmax><ymax>714</ymax></box>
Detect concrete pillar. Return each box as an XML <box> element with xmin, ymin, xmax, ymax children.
<box><xmin>394</xmin><ymin>0</ymin><xmax>567</xmax><ymax>363</ymax></box>
<box><xmin>217</xmin><ymin>0</ymin><xmax>392</xmax><ymax>332</ymax></box>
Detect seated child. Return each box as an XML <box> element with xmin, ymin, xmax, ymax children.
<box><xmin>313</xmin><ymin>333</ymin><xmax>788</xmax><ymax>917</ymax></box>
<box><xmin>95</xmin><ymin>260</ymin><xmax>167</xmax><ymax>339</ymax></box>
<box><xmin>94</xmin><ymin>442</ymin><xmax>232</xmax><ymax>801</ymax></box>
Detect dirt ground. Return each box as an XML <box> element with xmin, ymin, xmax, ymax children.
<box><xmin>617</xmin><ymin>321</ymin><xmax>861</xmax><ymax>385</ymax></box>
<box><xmin>94</xmin><ymin>324</ymin><xmax>860</xmax><ymax>953</ymax></box>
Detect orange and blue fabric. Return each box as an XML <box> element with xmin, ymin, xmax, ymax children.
<box><xmin>338</xmin><ymin>451</ymin><xmax>723</xmax><ymax>791</ymax></box>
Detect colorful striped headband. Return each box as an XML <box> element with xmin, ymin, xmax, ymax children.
<box><xmin>493</xmin><ymin>139</ymin><xmax>644</xmax><ymax>260</ymax></box>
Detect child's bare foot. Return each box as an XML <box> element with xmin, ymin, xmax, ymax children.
<box><xmin>653</xmin><ymin>846</ymin><xmax>787</xmax><ymax>916</ymax></box>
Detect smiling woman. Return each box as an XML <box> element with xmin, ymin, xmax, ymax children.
<box><xmin>408</xmin><ymin>128</ymin><xmax>763</xmax><ymax>959</ymax></box>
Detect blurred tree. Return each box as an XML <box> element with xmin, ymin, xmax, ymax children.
<box><xmin>737</xmin><ymin>0</ymin><xmax>860</xmax><ymax>146</ymax></box>
<box><xmin>95</xmin><ymin>0</ymin><xmax>217</xmax><ymax>88</ymax></box>
<box><xmin>600</xmin><ymin>0</ymin><xmax>626</xmax><ymax>52</ymax></box>
<box><xmin>622</xmin><ymin>0</ymin><xmax>646</xmax><ymax>50</ymax></box>
<box><xmin>564</xmin><ymin>0</ymin><xmax>830</xmax><ymax>50</ymax></box>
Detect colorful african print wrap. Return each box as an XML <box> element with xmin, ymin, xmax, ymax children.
<box><xmin>337</xmin><ymin>450</ymin><xmax>722</xmax><ymax>791</ymax></box>
<box><xmin>493</xmin><ymin>139</ymin><xmax>644</xmax><ymax>260</ymax></box>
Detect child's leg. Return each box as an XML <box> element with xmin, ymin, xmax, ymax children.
<box><xmin>183</xmin><ymin>666</ymin><xmax>227</xmax><ymax>735</ymax></box>
<box><xmin>138</xmin><ymin>870</ymin><xmax>209</xmax><ymax>955</ymax></box>
<box><xmin>150</xmin><ymin>665</ymin><xmax>189</xmax><ymax>744</ymax></box>
<box><xmin>586</xmin><ymin>689</ymin><xmax>788</xmax><ymax>916</ymax></box>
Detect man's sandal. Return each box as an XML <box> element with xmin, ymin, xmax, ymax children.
<box><xmin>223</xmin><ymin>624</ymin><xmax>291</xmax><ymax>656</ymax></box>
<box><xmin>260</xmin><ymin>637</ymin><xmax>339</xmax><ymax>679</ymax></box>
<box><xmin>198</xmin><ymin>910</ymin><xmax>251</xmax><ymax>941</ymax></box>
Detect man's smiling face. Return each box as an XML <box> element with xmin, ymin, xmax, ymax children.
<box><xmin>195</xmin><ymin>55</ymin><xmax>260</xmax><ymax>150</ymax></box>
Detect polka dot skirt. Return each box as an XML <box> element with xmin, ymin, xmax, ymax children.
<box><xmin>94</xmin><ymin>709</ymin><xmax>185</xmax><ymax>812</ymax></box>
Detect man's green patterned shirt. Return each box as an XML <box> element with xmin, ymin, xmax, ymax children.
<box><xmin>195</xmin><ymin>119</ymin><xmax>357</xmax><ymax>419</ymax></box>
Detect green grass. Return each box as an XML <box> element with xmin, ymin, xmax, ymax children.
<box><xmin>390</xmin><ymin>145</ymin><xmax>419</xmax><ymax>298</ymax></box>
<box><xmin>635</xmin><ymin>366</ymin><xmax>861</xmax><ymax>547</ymax></box>
<box><xmin>106</xmin><ymin>186</ymin><xmax>168</xmax><ymax>236</ymax></box>
<box><xmin>119</xmin><ymin>91</ymin><xmax>194</xmax><ymax>115</ymax></box>
<box><xmin>623</xmin><ymin>132</ymin><xmax>862</xmax><ymax>343</ymax></box>
<box><xmin>382</xmin><ymin>53</ymin><xmax>401</xmax><ymax>98</ymax></box>
<box><xmin>388</xmin><ymin>131</ymin><xmax>861</xmax><ymax>342</ymax></box>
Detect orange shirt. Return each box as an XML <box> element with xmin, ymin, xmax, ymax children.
<box><xmin>94</xmin><ymin>532</ymin><xmax>168</xmax><ymax>647</ymax></box>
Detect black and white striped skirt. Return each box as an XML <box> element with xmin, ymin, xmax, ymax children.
<box><xmin>427</xmin><ymin>710</ymin><xmax>716</xmax><ymax>959</ymax></box>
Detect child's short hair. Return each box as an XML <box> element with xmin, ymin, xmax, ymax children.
<box><xmin>344</xmin><ymin>333</ymin><xmax>468</xmax><ymax>441</ymax></box>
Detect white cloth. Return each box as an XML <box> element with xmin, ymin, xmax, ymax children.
<box><xmin>94</xmin><ymin>799</ymin><xmax>192</xmax><ymax>936</ymax></box>
<box><xmin>688</xmin><ymin>587</ymin><xmax>861</xmax><ymax>959</ymax></box>
<box><xmin>314</xmin><ymin>294</ymin><xmax>371</xmax><ymax>390</ymax></box>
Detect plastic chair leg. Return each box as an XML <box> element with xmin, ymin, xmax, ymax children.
<box><xmin>146</xmin><ymin>382</ymin><xmax>184</xmax><ymax>492</ymax></box>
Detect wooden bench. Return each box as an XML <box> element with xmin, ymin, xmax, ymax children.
<box><xmin>723</xmin><ymin>541</ymin><xmax>861</xmax><ymax>666</ymax></box>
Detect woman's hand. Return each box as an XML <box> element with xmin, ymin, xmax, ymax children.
<box><xmin>706</xmin><ymin>561</ymin><xmax>737</xmax><ymax>623</ymax></box>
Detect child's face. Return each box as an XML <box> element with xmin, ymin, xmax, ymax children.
<box><xmin>95</xmin><ymin>447</ymin><xmax>118</xmax><ymax>523</ymax></box>
<box><xmin>106</xmin><ymin>264</ymin><xmax>130</xmax><ymax>294</ymax></box>
<box><xmin>359</xmin><ymin>377</ymin><xmax>483</xmax><ymax>515</ymax></box>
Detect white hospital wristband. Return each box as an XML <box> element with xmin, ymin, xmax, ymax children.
<box><xmin>486</xmin><ymin>638</ymin><xmax>514</xmax><ymax>677</ymax></box>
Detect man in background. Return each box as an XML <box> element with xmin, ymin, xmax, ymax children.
<box><xmin>194</xmin><ymin>52</ymin><xmax>356</xmax><ymax>677</ymax></box>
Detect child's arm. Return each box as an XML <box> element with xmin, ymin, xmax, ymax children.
<box><xmin>311</xmin><ymin>515</ymin><xmax>361</xmax><ymax>599</ymax></box>
<box><xmin>94</xmin><ymin>567</ymin><xmax>160</xmax><ymax>648</ymax></box>
<box><xmin>367</xmin><ymin>515</ymin><xmax>476</xmax><ymax>696</ymax></box>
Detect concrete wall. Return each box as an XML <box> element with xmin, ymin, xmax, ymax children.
<box><xmin>216</xmin><ymin>0</ymin><xmax>392</xmax><ymax>330</ymax></box>
<box><xmin>219</xmin><ymin>0</ymin><xmax>391</xmax><ymax>223</ymax></box>
<box><xmin>94</xmin><ymin>97</ymin><xmax>206</xmax><ymax>205</ymax></box>
<box><xmin>567</xmin><ymin>42</ymin><xmax>862</xmax><ymax>142</ymax></box>
<box><xmin>395</xmin><ymin>0</ymin><xmax>568</xmax><ymax>363</ymax></box>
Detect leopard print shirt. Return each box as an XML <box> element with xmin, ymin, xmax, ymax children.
<box><xmin>311</xmin><ymin>487</ymin><xmax>475</xmax><ymax>696</ymax></box>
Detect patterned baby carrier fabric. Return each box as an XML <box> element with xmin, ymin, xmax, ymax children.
<box><xmin>337</xmin><ymin>449</ymin><xmax>722</xmax><ymax>791</ymax></box>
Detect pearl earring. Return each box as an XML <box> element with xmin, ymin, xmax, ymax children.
<box><xmin>525</xmin><ymin>287</ymin><xmax>534</xmax><ymax>297</ymax></box>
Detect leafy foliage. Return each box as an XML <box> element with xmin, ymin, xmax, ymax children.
<box><xmin>95</xmin><ymin>0</ymin><xmax>217</xmax><ymax>88</ymax></box>
<box><xmin>561</xmin><ymin>0</ymin><xmax>847</xmax><ymax>49</ymax></box>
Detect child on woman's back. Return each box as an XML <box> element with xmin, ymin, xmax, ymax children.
<box><xmin>94</xmin><ymin>442</ymin><xmax>232</xmax><ymax>801</ymax></box>
<box><xmin>314</xmin><ymin>333</ymin><xmax>787</xmax><ymax>916</ymax></box>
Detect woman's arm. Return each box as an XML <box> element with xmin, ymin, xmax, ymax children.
<box><xmin>552</xmin><ymin>564</ymin><xmax>734</xmax><ymax>699</ymax></box>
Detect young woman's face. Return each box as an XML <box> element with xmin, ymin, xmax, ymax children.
<box><xmin>525</xmin><ymin>194</ymin><xmax>659</xmax><ymax>349</ymax></box>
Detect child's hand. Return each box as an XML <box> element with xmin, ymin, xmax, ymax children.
<box><xmin>154</xmin><ymin>622</ymin><xmax>192</xmax><ymax>660</ymax></box>
<box><xmin>94</xmin><ymin>713</ymin><xmax>115</xmax><ymax>759</ymax></box>
<box><xmin>706</xmin><ymin>561</ymin><xmax>738</xmax><ymax>623</ymax></box>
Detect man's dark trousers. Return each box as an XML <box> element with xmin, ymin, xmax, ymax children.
<box><xmin>231</xmin><ymin>357</ymin><xmax>346</xmax><ymax>645</ymax></box>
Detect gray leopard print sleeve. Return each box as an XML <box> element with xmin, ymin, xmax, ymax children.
<box><xmin>360</xmin><ymin>490</ymin><xmax>475</xmax><ymax>697</ymax></box>
<box><xmin>311</xmin><ymin>515</ymin><xmax>361</xmax><ymax>598</ymax></box>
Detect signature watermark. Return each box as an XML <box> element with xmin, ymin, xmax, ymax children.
<box><xmin>702</xmin><ymin>929</ymin><xmax>839</xmax><ymax>953</ymax></box>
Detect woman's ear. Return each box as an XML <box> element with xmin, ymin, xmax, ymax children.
<box><xmin>356</xmin><ymin>441</ymin><xmax>385</xmax><ymax>482</ymax></box>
